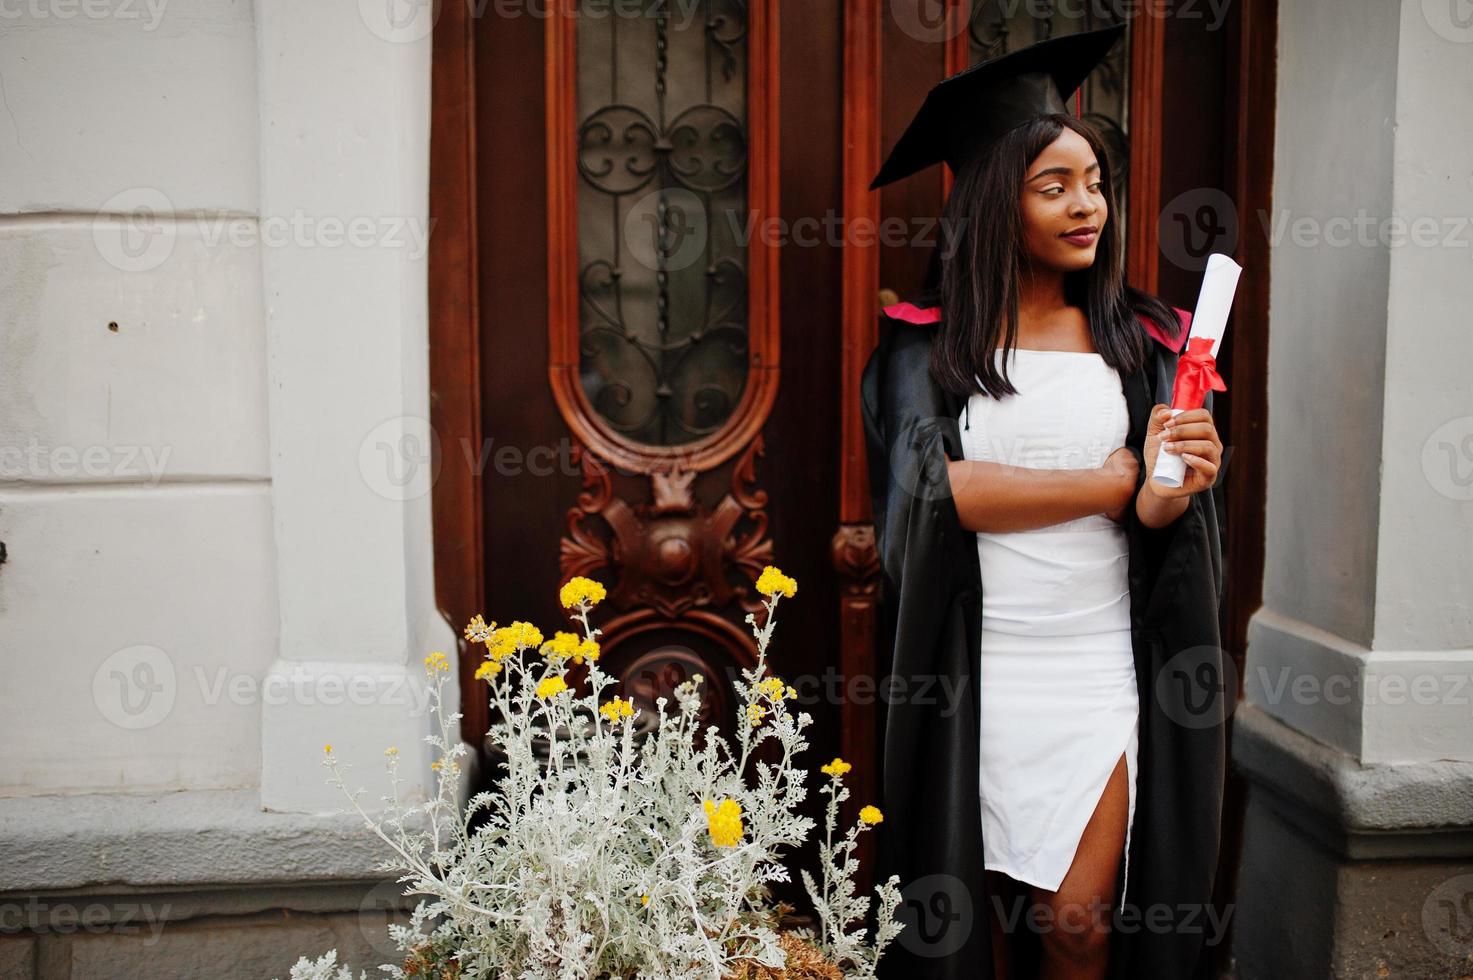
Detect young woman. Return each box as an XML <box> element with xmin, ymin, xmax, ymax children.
<box><xmin>860</xmin><ymin>26</ymin><xmax>1228</xmax><ymax>980</ymax></box>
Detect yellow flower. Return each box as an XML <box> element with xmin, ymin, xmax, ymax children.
<box><xmin>559</xmin><ymin>576</ymin><xmax>608</xmax><ymax>609</ymax></box>
<box><xmin>424</xmin><ymin>651</ymin><xmax>451</xmax><ymax>673</ymax></box>
<box><xmin>431</xmin><ymin>759</ymin><xmax>443</xmax><ymax>771</ymax></box>
<box><xmin>463</xmin><ymin>614</ymin><xmax>495</xmax><ymax>644</ymax></box>
<box><xmin>820</xmin><ymin>757</ymin><xmax>852</xmax><ymax>778</ymax></box>
<box><xmin>535</xmin><ymin>675</ymin><xmax>569</xmax><ymax>699</ymax></box>
<box><xmin>384</xmin><ymin>746</ymin><xmax>399</xmax><ymax>757</ymax></box>
<box><xmin>785</xmin><ymin>685</ymin><xmax>797</xmax><ymax>699</ymax></box>
<box><xmin>755</xmin><ymin>676</ymin><xmax>788</xmax><ymax>700</ymax></box>
<box><xmin>747</xmin><ymin>703</ymin><xmax>766</xmax><ymax>725</ymax></box>
<box><xmin>859</xmin><ymin>805</ymin><xmax>884</xmax><ymax>825</ymax></box>
<box><xmin>755</xmin><ymin>565</ymin><xmax>797</xmax><ymax>599</ymax></box>
<box><xmin>474</xmin><ymin>660</ymin><xmax>502</xmax><ymax>681</ymax></box>
<box><xmin>574</xmin><ymin>637</ymin><xmax>600</xmax><ymax>664</ymax></box>
<box><xmin>599</xmin><ymin>697</ymin><xmax>636</xmax><ymax>722</ymax></box>
<box><xmin>539</xmin><ymin>631</ymin><xmax>582</xmax><ymax>662</ymax></box>
<box><xmin>703</xmin><ymin>798</ymin><xmax>744</xmax><ymax>848</ymax></box>
<box><xmin>323</xmin><ymin>744</ymin><xmax>333</xmax><ymax>755</ymax></box>
<box><xmin>640</xmin><ymin>894</ymin><xmax>650</xmax><ymax>906</ymax></box>
<box><xmin>488</xmin><ymin>621</ymin><xmax>543</xmax><ymax>660</ymax></box>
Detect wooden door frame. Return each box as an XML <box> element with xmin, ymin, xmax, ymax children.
<box><xmin>429</xmin><ymin>0</ymin><xmax>487</xmax><ymax>746</ymax></box>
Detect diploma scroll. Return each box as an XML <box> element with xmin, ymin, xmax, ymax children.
<box><xmin>1153</xmin><ymin>253</ymin><xmax>1243</xmax><ymax>488</ymax></box>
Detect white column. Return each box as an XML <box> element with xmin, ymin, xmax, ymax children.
<box><xmin>255</xmin><ymin>0</ymin><xmax>457</xmax><ymax>812</ymax></box>
<box><xmin>1246</xmin><ymin>0</ymin><xmax>1473</xmax><ymax>764</ymax></box>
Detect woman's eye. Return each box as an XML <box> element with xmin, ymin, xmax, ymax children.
<box><xmin>1089</xmin><ymin>182</ymin><xmax>1104</xmax><ymax>193</ymax></box>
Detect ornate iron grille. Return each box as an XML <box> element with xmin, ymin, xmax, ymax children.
<box><xmin>575</xmin><ymin>0</ymin><xmax>751</xmax><ymax>448</ymax></box>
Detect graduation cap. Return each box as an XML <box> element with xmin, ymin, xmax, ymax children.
<box><xmin>869</xmin><ymin>23</ymin><xmax>1127</xmax><ymax>191</ymax></box>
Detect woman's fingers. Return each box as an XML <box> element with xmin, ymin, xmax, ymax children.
<box><xmin>1180</xmin><ymin>452</ymin><xmax>1219</xmax><ymax>481</ymax></box>
<box><xmin>1164</xmin><ymin>408</ymin><xmax>1212</xmax><ymax>428</ymax></box>
<box><xmin>1162</xmin><ymin>438</ymin><xmax>1219</xmax><ymax>458</ymax></box>
<box><xmin>1163</xmin><ymin>421</ymin><xmax>1218</xmax><ymax>442</ymax></box>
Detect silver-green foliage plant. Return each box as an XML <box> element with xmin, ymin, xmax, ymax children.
<box><xmin>288</xmin><ymin>567</ymin><xmax>901</xmax><ymax>980</ymax></box>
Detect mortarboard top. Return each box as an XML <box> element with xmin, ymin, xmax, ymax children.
<box><xmin>869</xmin><ymin>23</ymin><xmax>1127</xmax><ymax>191</ymax></box>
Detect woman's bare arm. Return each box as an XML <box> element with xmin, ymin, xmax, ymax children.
<box><xmin>945</xmin><ymin>447</ymin><xmax>1139</xmax><ymax>533</ymax></box>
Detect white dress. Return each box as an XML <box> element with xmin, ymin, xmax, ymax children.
<box><xmin>958</xmin><ymin>347</ymin><xmax>1139</xmax><ymax>906</ymax></box>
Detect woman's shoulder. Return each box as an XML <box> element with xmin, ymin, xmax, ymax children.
<box><xmin>874</xmin><ymin>300</ymin><xmax>941</xmax><ymax>383</ymax></box>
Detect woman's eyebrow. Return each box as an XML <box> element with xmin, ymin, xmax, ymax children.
<box><xmin>1026</xmin><ymin>162</ymin><xmax>1102</xmax><ymax>181</ymax></box>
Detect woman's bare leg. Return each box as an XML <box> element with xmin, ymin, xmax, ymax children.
<box><xmin>1030</xmin><ymin>751</ymin><xmax>1130</xmax><ymax>980</ymax></box>
<box><xmin>985</xmin><ymin>868</ymin><xmax>1023</xmax><ymax>980</ymax></box>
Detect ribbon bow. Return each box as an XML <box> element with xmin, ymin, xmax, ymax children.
<box><xmin>1171</xmin><ymin>335</ymin><xmax>1227</xmax><ymax>410</ymax></box>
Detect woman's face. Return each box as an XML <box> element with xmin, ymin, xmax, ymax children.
<box><xmin>1018</xmin><ymin>128</ymin><xmax>1107</xmax><ymax>274</ymax></box>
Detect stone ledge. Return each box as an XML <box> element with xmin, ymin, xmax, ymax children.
<box><xmin>0</xmin><ymin>788</ymin><xmax>406</xmax><ymax>894</ymax></box>
<box><xmin>1231</xmin><ymin>703</ymin><xmax>1473</xmax><ymax>859</ymax></box>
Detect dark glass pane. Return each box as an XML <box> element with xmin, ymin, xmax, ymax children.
<box><xmin>576</xmin><ymin>0</ymin><xmax>751</xmax><ymax>447</ymax></box>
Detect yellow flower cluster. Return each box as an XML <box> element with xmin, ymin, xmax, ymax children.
<box><xmin>535</xmin><ymin>675</ymin><xmax>569</xmax><ymax>699</ymax></box>
<box><xmin>755</xmin><ymin>565</ymin><xmax>797</xmax><ymax>599</ymax></box>
<box><xmin>746</xmin><ymin>703</ymin><xmax>766</xmax><ymax>725</ymax></box>
<box><xmin>384</xmin><ymin>746</ymin><xmax>399</xmax><ymax>757</ymax></box>
<box><xmin>475</xmin><ymin>659</ymin><xmax>503</xmax><ymax>681</ymax></box>
<box><xmin>754</xmin><ymin>676</ymin><xmax>796</xmax><ymax>701</ymax></box>
<box><xmin>539</xmin><ymin>630</ymin><xmax>601</xmax><ymax>665</ymax></box>
<box><xmin>859</xmin><ymin>805</ymin><xmax>884</xmax><ymax>825</ymax></box>
<box><xmin>488</xmin><ymin>621</ymin><xmax>544</xmax><ymax>660</ymax></box>
<box><xmin>323</xmin><ymin>743</ymin><xmax>333</xmax><ymax>755</ymax></box>
<box><xmin>424</xmin><ymin>651</ymin><xmax>451</xmax><ymax>674</ymax></box>
<box><xmin>463</xmin><ymin>614</ymin><xmax>496</xmax><ymax>644</ymax></box>
<box><xmin>559</xmin><ymin>576</ymin><xmax>608</xmax><ymax>609</ymax></box>
<box><xmin>820</xmin><ymin>757</ymin><xmax>852</xmax><ymax>778</ymax></box>
<box><xmin>599</xmin><ymin>697</ymin><xmax>636</xmax><ymax>722</ymax></box>
<box><xmin>703</xmin><ymin>798</ymin><xmax>744</xmax><ymax>848</ymax></box>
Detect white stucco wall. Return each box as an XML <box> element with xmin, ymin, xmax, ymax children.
<box><xmin>0</xmin><ymin>0</ymin><xmax>455</xmax><ymax>807</ymax></box>
<box><xmin>0</xmin><ymin>1</ymin><xmax>271</xmax><ymax>795</ymax></box>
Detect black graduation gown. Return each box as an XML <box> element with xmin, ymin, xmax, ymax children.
<box><xmin>859</xmin><ymin>307</ymin><xmax>1227</xmax><ymax>980</ymax></box>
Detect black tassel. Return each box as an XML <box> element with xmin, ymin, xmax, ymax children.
<box><xmin>964</xmin><ymin>399</ymin><xmax>970</xmax><ymax>431</ymax></box>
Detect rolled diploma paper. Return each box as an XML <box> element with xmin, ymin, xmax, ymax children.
<box><xmin>1153</xmin><ymin>252</ymin><xmax>1243</xmax><ymax>488</ymax></box>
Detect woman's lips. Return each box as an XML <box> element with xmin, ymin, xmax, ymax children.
<box><xmin>1060</xmin><ymin>229</ymin><xmax>1098</xmax><ymax>246</ymax></box>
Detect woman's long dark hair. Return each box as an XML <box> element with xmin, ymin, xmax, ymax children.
<box><xmin>927</xmin><ymin>113</ymin><xmax>1183</xmax><ymax>398</ymax></box>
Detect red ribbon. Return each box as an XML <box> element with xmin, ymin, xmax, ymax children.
<box><xmin>1171</xmin><ymin>336</ymin><xmax>1227</xmax><ymax>410</ymax></box>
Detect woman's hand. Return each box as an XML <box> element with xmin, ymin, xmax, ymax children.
<box><xmin>1143</xmin><ymin>405</ymin><xmax>1223</xmax><ymax>497</ymax></box>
